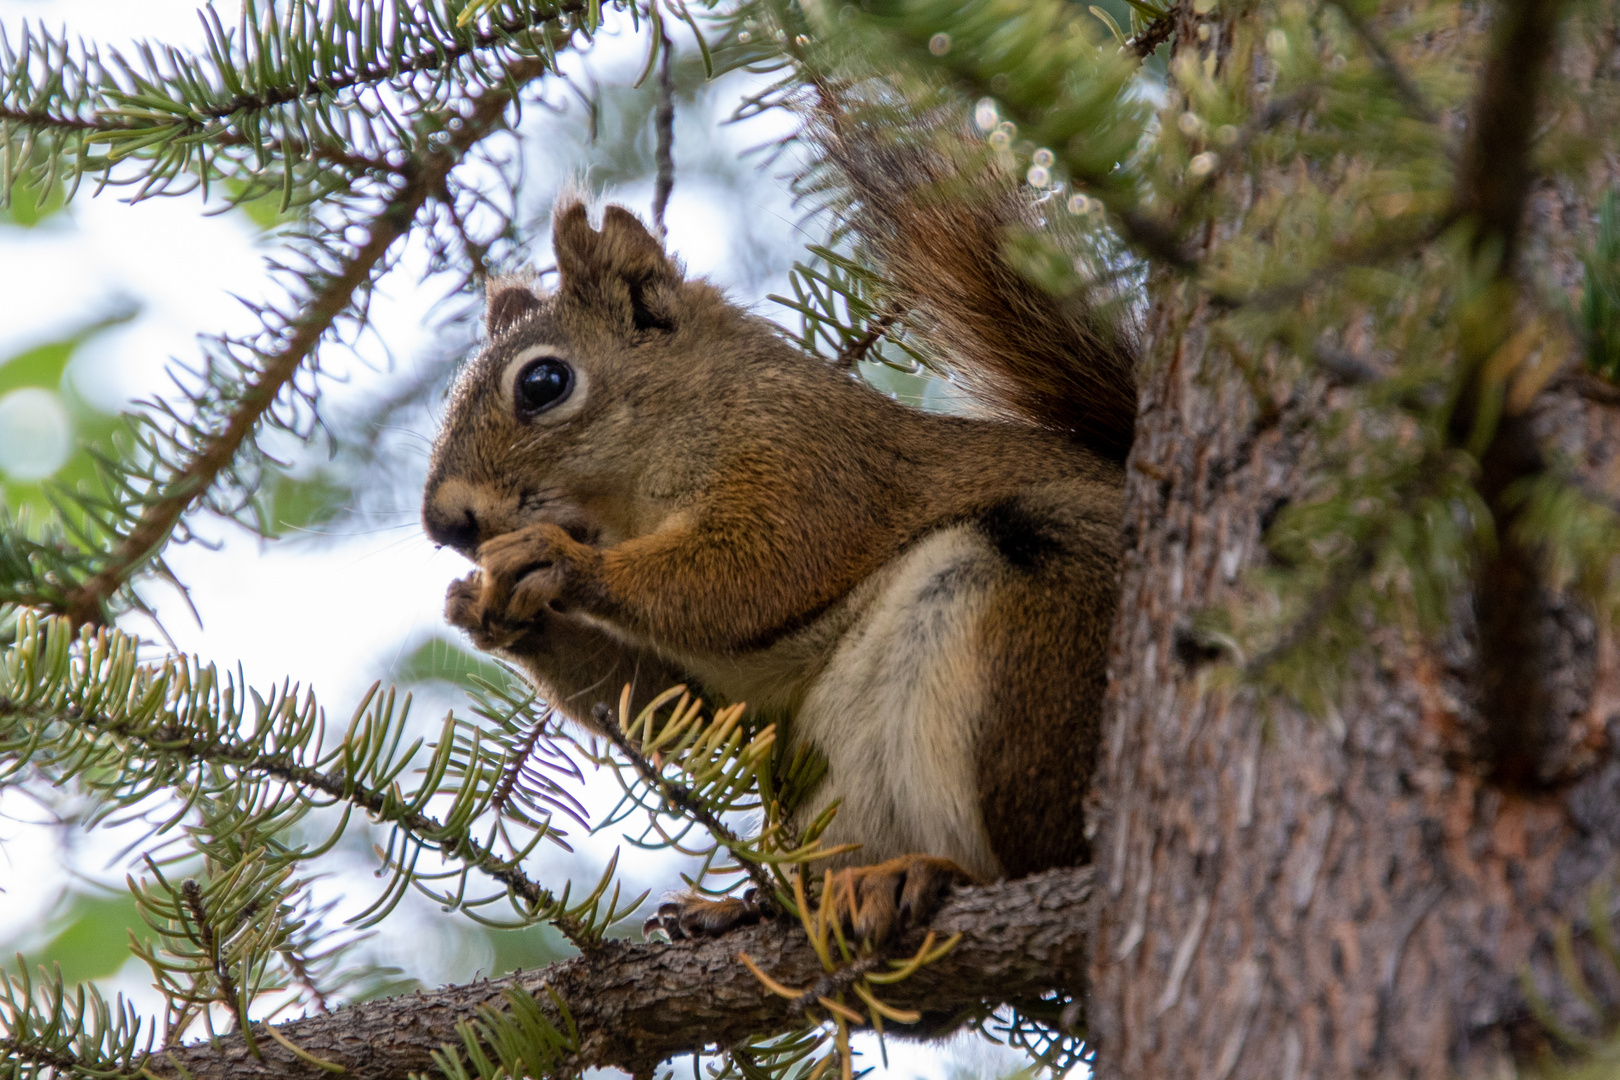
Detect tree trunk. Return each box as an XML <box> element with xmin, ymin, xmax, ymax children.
<box><xmin>1087</xmin><ymin>6</ymin><xmax>1620</xmax><ymax>1078</ymax></box>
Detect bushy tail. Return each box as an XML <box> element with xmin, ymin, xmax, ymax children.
<box><xmin>804</xmin><ymin>97</ymin><xmax>1138</xmax><ymax>464</ymax></box>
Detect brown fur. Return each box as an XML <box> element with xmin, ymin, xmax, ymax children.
<box><xmin>423</xmin><ymin>195</ymin><xmax>1130</xmax><ymax>935</ymax></box>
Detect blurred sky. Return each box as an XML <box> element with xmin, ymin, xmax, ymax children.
<box><xmin>0</xmin><ymin>3</ymin><xmax>1039</xmax><ymax>1077</ymax></box>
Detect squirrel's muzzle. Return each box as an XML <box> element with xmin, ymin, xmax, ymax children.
<box><xmin>423</xmin><ymin>501</ymin><xmax>481</xmax><ymax>557</ymax></box>
<box><xmin>423</xmin><ymin>476</ymin><xmax>503</xmax><ymax>557</ymax></box>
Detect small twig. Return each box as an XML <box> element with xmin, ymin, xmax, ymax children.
<box><xmin>789</xmin><ymin>956</ymin><xmax>886</xmax><ymax>1014</ymax></box>
<box><xmin>652</xmin><ymin>44</ymin><xmax>676</xmax><ymax>239</ymax></box>
<box><xmin>0</xmin><ymin>694</ymin><xmax>597</xmax><ymax>950</ymax></box>
<box><xmin>1244</xmin><ymin>459</ymin><xmax>1454</xmax><ymax>684</ymax></box>
<box><xmin>1313</xmin><ymin>343</ymin><xmax>1381</xmax><ymax>386</ymax></box>
<box><xmin>833</xmin><ymin>309</ymin><xmax>901</xmax><ymax>370</ymax></box>
<box><xmin>183</xmin><ymin>879</ymin><xmax>247</xmax><ymax>1038</ymax></box>
<box><xmin>0</xmin><ymin>4</ymin><xmax>589</xmax><ymax>139</ymax></box>
<box><xmin>1210</xmin><ymin>206</ymin><xmax>1460</xmax><ymax>313</ymax></box>
<box><xmin>1563</xmin><ymin>369</ymin><xmax>1620</xmax><ymax>407</ymax></box>
<box><xmin>489</xmin><ymin>715</ymin><xmax>547</xmax><ymax>817</ymax></box>
<box><xmin>280</xmin><ymin>949</ymin><xmax>333</xmax><ymax>1015</ymax></box>
<box><xmin>1244</xmin><ymin>543</ymin><xmax>1379</xmax><ymax>681</ymax></box>
<box><xmin>0</xmin><ymin>104</ymin><xmax>103</xmax><ymax>131</ymax></box>
<box><xmin>1127</xmin><ymin>4</ymin><xmax>1179</xmax><ymax>59</ymax></box>
<box><xmin>0</xmin><ymin>1038</ymin><xmax>136</xmax><ymax>1080</ymax></box>
<box><xmin>1328</xmin><ymin>0</ymin><xmax>1439</xmax><ymax>124</ymax></box>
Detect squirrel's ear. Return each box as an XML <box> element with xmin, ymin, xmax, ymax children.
<box><xmin>485</xmin><ymin>279</ymin><xmax>542</xmax><ymax>337</ymax></box>
<box><xmin>553</xmin><ymin>202</ymin><xmax>681</xmax><ymax>332</ymax></box>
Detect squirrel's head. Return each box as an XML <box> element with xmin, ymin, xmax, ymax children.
<box><xmin>422</xmin><ymin>199</ymin><xmax>752</xmax><ymax>558</ymax></box>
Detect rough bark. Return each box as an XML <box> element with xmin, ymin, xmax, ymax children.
<box><xmin>1087</xmin><ymin>5</ymin><xmax>1620</xmax><ymax>1080</ymax></box>
<box><xmin>139</xmin><ymin>868</ymin><xmax>1091</xmax><ymax>1080</ymax></box>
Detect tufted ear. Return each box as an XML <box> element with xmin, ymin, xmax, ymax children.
<box><xmin>553</xmin><ymin>202</ymin><xmax>682</xmax><ymax>332</ymax></box>
<box><xmin>485</xmin><ymin>276</ymin><xmax>542</xmax><ymax>337</ymax></box>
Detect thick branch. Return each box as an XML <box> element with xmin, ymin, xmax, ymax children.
<box><xmin>57</xmin><ymin>59</ymin><xmax>549</xmax><ymax>628</ymax></box>
<box><xmin>143</xmin><ymin>867</ymin><xmax>1092</xmax><ymax>1080</ymax></box>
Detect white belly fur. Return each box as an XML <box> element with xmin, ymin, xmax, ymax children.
<box><xmin>680</xmin><ymin>525</ymin><xmax>1003</xmax><ymax>881</ymax></box>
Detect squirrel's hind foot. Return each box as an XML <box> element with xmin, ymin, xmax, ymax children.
<box><xmin>829</xmin><ymin>855</ymin><xmax>973</xmax><ymax>944</ymax></box>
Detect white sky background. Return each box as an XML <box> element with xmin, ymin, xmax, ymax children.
<box><xmin>0</xmin><ymin>3</ymin><xmax>1042</xmax><ymax>1078</ymax></box>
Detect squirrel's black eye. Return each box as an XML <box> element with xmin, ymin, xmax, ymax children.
<box><xmin>514</xmin><ymin>358</ymin><xmax>573</xmax><ymax>416</ymax></box>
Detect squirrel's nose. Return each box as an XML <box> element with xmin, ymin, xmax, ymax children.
<box><xmin>423</xmin><ymin>499</ymin><xmax>481</xmax><ymax>557</ymax></box>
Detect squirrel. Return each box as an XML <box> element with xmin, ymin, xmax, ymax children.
<box><xmin>421</xmin><ymin>135</ymin><xmax>1136</xmax><ymax>943</ymax></box>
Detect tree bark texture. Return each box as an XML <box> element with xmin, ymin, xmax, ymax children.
<box><xmin>1088</xmin><ymin>7</ymin><xmax>1620</xmax><ymax>1079</ymax></box>
<box><xmin>145</xmin><ymin>868</ymin><xmax>1091</xmax><ymax>1080</ymax></box>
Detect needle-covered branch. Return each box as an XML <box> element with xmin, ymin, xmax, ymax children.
<box><xmin>0</xmin><ymin>2</ymin><xmax>591</xmax><ymax>198</ymax></box>
<box><xmin>0</xmin><ymin>613</ymin><xmax>624</xmax><ymax>952</ymax></box>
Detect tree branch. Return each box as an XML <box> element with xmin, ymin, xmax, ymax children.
<box><xmin>136</xmin><ymin>867</ymin><xmax>1092</xmax><ymax>1080</ymax></box>
<box><xmin>56</xmin><ymin>58</ymin><xmax>549</xmax><ymax>628</ymax></box>
<box><xmin>0</xmin><ymin>103</ymin><xmax>100</xmax><ymax>131</ymax></box>
<box><xmin>1327</xmin><ymin>0</ymin><xmax>1438</xmax><ymax>124</ymax></box>
<box><xmin>833</xmin><ymin>308</ymin><xmax>901</xmax><ymax>370</ymax></box>
<box><xmin>593</xmin><ymin>704</ymin><xmax>781</xmax><ymax>905</ymax></box>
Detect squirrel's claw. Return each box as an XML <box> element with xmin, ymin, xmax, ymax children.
<box><xmin>642</xmin><ymin>891</ymin><xmax>766</xmax><ymax>942</ymax></box>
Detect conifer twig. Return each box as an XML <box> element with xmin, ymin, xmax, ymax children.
<box><xmin>1327</xmin><ymin>0</ymin><xmax>1438</xmax><ymax>124</ymax></box>
<box><xmin>652</xmin><ymin>43</ymin><xmax>676</xmax><ymax>238</ymax></box>
<box><xmin>0</xmin><ymin>678</ymin><xmax>598</xmax><ymax>949</ymax></box>
<box><xmin>0</xmin><ymin>7</ymin><xmax>590</xmax><ymax>138</ymax></box>
<box><xmin>833</xmin><ymin>309</ymin><xmax>901</xmax><ymax>370</ymax></box>
<box><xmin>592</xmin><ymin>702</ymin><xmax>781</xmax><ymax>903</ymax></box>
<box><xmin>1127</xmin><ymin>5</ymin><xmax>1178</xmax><ymax>58</ymax></box>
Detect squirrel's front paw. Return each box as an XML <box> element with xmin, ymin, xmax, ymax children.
<box><xmin>460</xmin><ymin>518</ymin><xmax>605</xmax><ymax>628</ymax></box>
<box><xmin>445</xmin><ymin>572</ymin><xmax>526</xmax><ymax>651</ymax></box>
<box><xmin>476</xmin><ymin>522</ymin><xmax>600</xmax><ymax>619</ymax></box>
<box><xmin>443</xmin><ymin>523</ymin><xmax>601</xmax><ymax>649</ymax></box>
